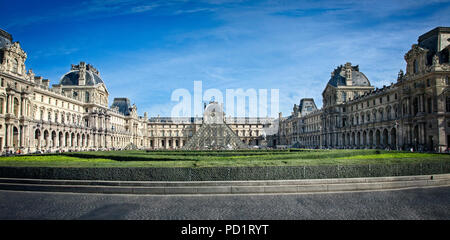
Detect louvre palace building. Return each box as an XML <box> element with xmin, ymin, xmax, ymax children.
<box><xmin>1</xmin><ymin>27</ymin><xmax>450</xmax><ymax>154</ymax></box>
<box><xmin>274</xmin><ymin>27</ymin><xmax>450</xmax><ymax>153</ymax></box>
<box><xmin>0</xmin><ymin>28</ymin><xmax>272</xmax><ymax>154</ymax></box>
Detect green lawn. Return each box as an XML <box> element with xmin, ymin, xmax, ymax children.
<box><xmin>0</xmin><ymin>149</ymin><xmax>449</xmax><ymax>168</ymax></box>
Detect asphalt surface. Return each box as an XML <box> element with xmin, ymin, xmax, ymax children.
<box><xmin>0</xmin><ymin>186</ymin><xmax>449</xmax><ymax>220</ymax></box>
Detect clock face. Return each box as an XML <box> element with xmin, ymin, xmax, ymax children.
<box><xmin>211</xmin><ymin>112</ymin><xmax>215</xmax><ymax>117</ymax></box>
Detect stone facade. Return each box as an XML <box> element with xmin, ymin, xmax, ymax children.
<box><xmin>0</xmin><ymin>29</ymin><xmax>271</xmax><ymax>154</ymax></box>
<box><xmin>274</xmin><ymin>27</ymin><xmax>450</xmax><ymax>152</ymax></box>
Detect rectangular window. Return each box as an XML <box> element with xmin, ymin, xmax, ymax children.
<box><xmin>427</xmin><ymin>98</ymin><xmax>432</xmax><ymax>113</ymax></box>
<box><xmin>447</xmin><ymin>97</ymin><xmax>450</xmax><ymax>112</ymax></box>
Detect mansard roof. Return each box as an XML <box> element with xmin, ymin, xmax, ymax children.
<box><xmin>111</xmin><ymin>98</ymin><xmax>132</xmax><ymax>116</ymax></box>
<box><xmin>0</xmin><ymin>28</ymin><xmax>12</xmax><ymax>49</ymax></box>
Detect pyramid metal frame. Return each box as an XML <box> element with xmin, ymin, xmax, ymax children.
<box><xmin>183</xmin><ymin>122</ymin><xmax>248</xmax><ymax>150</ymax></box>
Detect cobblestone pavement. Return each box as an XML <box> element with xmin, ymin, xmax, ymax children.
<box><xmin>0</xmin><ymin>186</ymin><xmax>449</xmax><ymax>220</ymax></box>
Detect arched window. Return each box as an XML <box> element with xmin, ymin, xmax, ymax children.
<box><xmin>12</xmin><ymin>58</ymin><xmax>18</xmax><ymax>73</ymax></box>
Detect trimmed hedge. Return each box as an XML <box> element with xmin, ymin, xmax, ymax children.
<box><xmin>0</xmin><ymin>161</ymin><xmax>449</xmax><ymax>181</ymax></box>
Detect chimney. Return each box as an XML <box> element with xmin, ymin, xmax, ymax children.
<box><xmin>42</xmin><ymin>79</ymin><xmax>50</xmax><ymax>88</ymax></box>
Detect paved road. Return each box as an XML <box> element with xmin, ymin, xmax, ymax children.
<box><xmin>0</xmin><ymin>186</ymin><xmax>449</xmax><ymax>220</ymax></box>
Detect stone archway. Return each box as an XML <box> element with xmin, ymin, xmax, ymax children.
<box><xmin>352</xmin><ymin>132</ymin><xmax>355</xmax><ymax>146</ymax></box>
<box><xmin>43</xmin><ymin>130</ymin><xmax>49</xmax><ymax>147</ymax></box>
<box><xmin>362</xmin><ymin>131</ymin><xmax>367</xmax><ymax>147</ymax></box>
<box><xmin>71</xmin><ymin>133</ymin><xmax>75</xmax><ymax>147</ymax></box>
<box><xmin>12</xmin><ymin>126</ymin><xmax>19</xmax><ymax>149</ymax></box>
<box><xmin>35</xmin><ymin>129</ymin><xmax>41</xmax><ymax>148</ymax></box>
<box><xmin>357</xmin><ymin>132</ymin><xmax>361</xmax><ymax>148</ymax></box>
<box><xmin>369</xmin><ymin>130</ymin><xmax>374</xmax><ymax>148</ymax></box>
<box><xmin>51</xmin><ymin>131</ymin><xmax>57</xmax><ymax>148</ymax></box>
<box><xmin>65</xmin><ymin>132</ymin><xmax>70</xmax><ymax>147</ymax></box>
<box><xmin>59</xmin><ymin>132</ymin><xmax>63</xmax><ymax>147</ymax></box>
<box><xmin>383</xmin><ymin>129</ymin><xmax>389</xmax><ymax>148</ymax></box>
<box><xmin>376</xmin><ymin>129</ymin><xmax>381</xmax><ymax>148</ymax></box>
<box><xmin>390</xmin><ymin>128</ymin><xmax>397</xmax><ymax>150</ymax></box>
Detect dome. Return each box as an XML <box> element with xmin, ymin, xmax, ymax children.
<box><xmin>59</xmin><ymin>62</ymin><xmax>104</xmax><ymax>86</ymax></box>
<box><xmin>327</xmin><ymin>63</ymin><xmax>370</xmax><ymax>87</ymax></box>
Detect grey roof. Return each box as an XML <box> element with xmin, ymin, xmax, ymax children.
<box><xmin>0</xmin><ymin>29</ymin><xmax>12</xmax><ymax>49</ymax></box>
<box><xmin>299</xmin><ymin>98</ymin><xmax>317</xmax><ymax>115</ymax></box>
<box><xmin>111</xmin><ymin>98</ymin><xmax>132</xmax><ymax>116</ymax></box>
<box><xmin>59</xmin><ymin>70</ymin><xmax>104</xmax><ymax>86</ymax></box>
<box><xmin>327</xmin><ymin>65</ymin><xmax>370</xmax><ymax>87</ymax></box>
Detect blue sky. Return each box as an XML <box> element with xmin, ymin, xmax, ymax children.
<box><xmin>1</xmin><ymin>0</ymin><xmax>449</xmax><ymax>117</ymax></box>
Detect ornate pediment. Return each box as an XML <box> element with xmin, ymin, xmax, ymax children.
<box><xmin>404</xmin><ymin>44</ymin><xmax>428</xmax><ymax>61</ymax></box>
<box><xmin>8</xmin><ymin>42</ymin><xmax>27</xmax><ymax>58</ymax></box>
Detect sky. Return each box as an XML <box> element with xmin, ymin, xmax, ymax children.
<box><xmin>1</xmin><ymin>0</ymin><xmax>449</xmax><ymax>118</ymax></box>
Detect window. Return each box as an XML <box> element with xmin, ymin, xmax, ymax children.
<box><xmin>12</xmin><ymin>58</ymin><xmax>18</xmax><ymax>73</ymax></box>
<box><xmin>427</xmin><ymin>79</ymin><xmax>430</xmax><ymax>87</ymax></box>
<box><xmin>446</xmin><ymin>97</ymin><xmax>450</xmax><ymax>112</ymax></box>
<box><xmin>342</xmin><ymin>92</ymin><xmax>346</xmax><ymax>102</ymax></box>
<box><xmin>0</xmin><ymin>78</ymin><xmax>4</xmax><ymax>87</ymax></box>
<box><xmin>426</xmin><ymin>98</ymin><xmax>432</xmax><ymax>114</ymax></box>
<box><xmin>413</xmin><ymin>59</ymin><xmax>418</xmax><ymax>74</ymax></box>
<box><xmin>380</xmin><ymin>97</ymin><xmax>383</xmax><ymax>104</ymax></box>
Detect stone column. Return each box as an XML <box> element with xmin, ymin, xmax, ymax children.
<box><xmin>7</xmin><ymin>95</ymin><xmax>12</xmax><ymax>114</ymax></box>
<box><xmin>20</xmin><ymin>126</ymin><xmax>25</xmax><ymax>148</ymax></box>
<box><xmin>2</xmin><ymin>97</ymin><xmax>6</xmax><ymax>114</ymax></box>
<box><xmin>20</xmin><ymin>98</ymin><xmax>24</xmax><ymax>117</ymax></box>
<box><xmin>4</xmin><ymin>124</ymin><xmax>9</xmax><ymax>149</ymax></box>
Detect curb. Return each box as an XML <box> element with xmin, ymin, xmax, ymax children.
<box><xmin>0</xmin><ymin>174</ymin><xmax>449</xmax><ymax>195</ymax></box>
